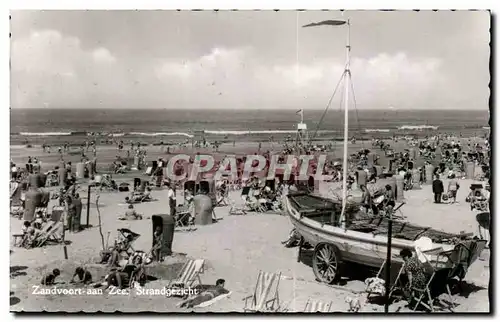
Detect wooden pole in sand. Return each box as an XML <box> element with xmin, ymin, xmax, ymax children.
<box><xmin>384</xmin><ymin>212</ymin><xmax>393</xmax><ymax>313</ymax></box>
<box><xmin>86</xmin><ymin>185</ymin><xmax>91</xmax><ymax>227</ymax></box>
<box><xmin>96</xmin><ymin>195</ymin><xmax>105</xmax><ymax>251</ymax></box>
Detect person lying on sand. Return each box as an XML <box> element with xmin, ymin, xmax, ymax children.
<box><xmin>118</xmin><ymin>204</ymin><xmax>143</xmax><ymax>220</ymax></box>
<box><xmin>70</xmin><ymin>267</ymin><xmax>92</xmax><ymax>285</ymax></box>
<box><xmin>41</xmin><ymin>269</ymin><xmax>61</xmax><ymax>285</ymax></box>
<box><xmin>178</xmin><ymin>279</ymin><xmax>230</xmax><ymax>309</ymax></box>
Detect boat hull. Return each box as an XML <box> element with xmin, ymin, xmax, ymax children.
<box><xmin>284</xmin><ymin>194</ymin><xmax>485</xmax><ymax>272</ymax></box>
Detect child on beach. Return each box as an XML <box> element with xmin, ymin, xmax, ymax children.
<box><xmin>41</xmin><ymin>269</ymin><xmax>61</xmax><ymax>285</ymax></box>
<box><xmin>70</xmin><ymin>267</ymin><xmax>93</xmax><ymax>285</ymax></box>
<box><xmin>119</xmin><ymin>204</ymin><xmax>143</xmax><ymax>220</ymax></box>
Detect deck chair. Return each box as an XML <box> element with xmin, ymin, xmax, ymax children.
<box><xmin>216</xmin><ymin>187</ymin><xmax>230</xmax><ymax>206</ymax></box>
<box><xmin>391</xmin><ymin>202</ymin><xmax>406</xmax><ymax>219</ymax></box>
<box><xmin>243</xmin><ymin>271</ymin><xmax>282</xmax><ymax>312</ymax></box>
<box><xmin>229</xmin><ymin>199</ymin><xmax>247</xmax><ymax>215</ymax></box>
<box><xmin>117</xmin><ymin>228</ymin><xmax>141</xmax><ymax>254</ymax></box>
<box><xmin>303</xmin><ymin>299</ymin><xmax>333</xmax><ymax>312</ymax></box>
<box><xmin>175</xmin><ymin>205</ymin><xmax>196</xmax><ymax>232</ymax></box>
<box><xmin>168</xmin><ymin>259</ymin><xmax>205</xmax><ymax>289</ymax></box>
<box><xmin>442</xmin><ymin>241</ymin><xmax>486</xmax><ymax>284</ymax></box>
<box><xmin>411</xmin><ymin>247</ymin><xmax>454</xmax><ymax>312</ymax></box>
<box><xmin>35</xmin><ymin>221</ymin><xmax>64</xmax><ymax>247</ymax></box>
<box><xmin>366</xmin><ymin>259</ymin><xmax>405</xmax><ymax>301</ymax></box>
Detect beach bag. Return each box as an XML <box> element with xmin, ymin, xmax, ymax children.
<box><xmin>442</xmin><ymin>194</ymin><xmax>449</xmax><ymax>201</ymax></box>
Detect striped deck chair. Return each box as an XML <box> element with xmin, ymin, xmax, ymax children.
<box><xmin>35</xmin><ymin>221</ymin><xmax>64</xmax><ymax>247</ymax></box>
<box><xmin>168</xmin><ymin>259</ymin><xmax>205</xmax><ymax>288</ymax></box>
<box><xmin>304</xmin><ymin>299</ymin><xmax>333</xmax><ymax>313</ymax></box>
<box><xmin>243</xmin><ymin>271</ymin><xmax>282</xmax><ymax>312</ymax></box>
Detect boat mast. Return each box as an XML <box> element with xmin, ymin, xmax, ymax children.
<box><xmin>339</xmin><ymin>19</ymin><xmax>351</xmax><ymax>227</ymax></box>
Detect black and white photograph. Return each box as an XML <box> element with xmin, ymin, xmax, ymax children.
<box><xmin>9</xmin><ymin>9</ymin><xmax>491</xmax><ymax>313</ymax></box>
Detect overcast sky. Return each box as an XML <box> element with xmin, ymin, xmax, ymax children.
<box><xmin>10</xmin><ymin>10</ymin><xmax>490</xmax><ymax>110</ymax></box>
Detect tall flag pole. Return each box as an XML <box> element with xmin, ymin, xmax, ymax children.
<box><xmin>296</xmin><ymin>109</ymin><xmax>304</xmax><ymax>123</ymax></box>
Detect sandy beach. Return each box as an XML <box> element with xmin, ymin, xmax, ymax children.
<box><xmin>10</xmin><ymin>143</ymin><xmax>490</xmax><ymax>313</ymax></box>
<box><xmin>9</xmin><ymin>9</ymin><xmax>491</xmax><ymax>314</ymax></box>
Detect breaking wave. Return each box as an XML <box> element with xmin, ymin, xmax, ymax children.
<box><xmin>397</xmin><ymin>125</ymin><xmax>439</xmax><ymax>131</ymax></box>
<box><xmin>129</xmin><ymin>132</ymin><xmax>194</xmax><ymax>138</ymax></box>
<box><xmin>19</xmin><ymin>132</ymin><xmax>72</xmax><ymax>136</ymax></box>
<box><xmin>364</xmin><ymin>129</ymin><xmax>391</xmax><ymax>133</ymax></box>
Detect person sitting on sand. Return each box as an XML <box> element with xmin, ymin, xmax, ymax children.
<box><xmin>33</xmin><ymin>211</ymin><xmax>44</xmax><ymax>230</ymax></box>
<box><xmin>70</xmin><ymin>267</ymin><xmax>92</xmax><ymax>285</ymax></box>
<box><xmin>129</xmin><ymin>256</ymin><xmax>147</xmax><ymax>286</ymax></box>
<box><xmin>119</xmin><ymin>204</ymin><xmax>143</xmax><ymax>220</ymax></box>
<box><xmin>104</xmin><ymin>269</ymin><xmax>130</xmax><ymax>290</ymax></box>
<box><xmin>22</xmin><ymin>222</ymin><xmax>42</xmax><ymax>247</ymax></box>
<box><xmin>178</xmin><ymin>279</ymin><xmax>230</xmax><ymax>308</ymax></box>
<box><xmin>147</xmin><ymin>185</ymin><xmax>155</xmax><ymax>197</ymax></box>
<box><xmin>41</xmin><ymin>269</ymin><xmax>61</xmax><ymax>285</ymax></box>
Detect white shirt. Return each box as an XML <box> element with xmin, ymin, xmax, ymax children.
<box><xmin>167</xmin><ymin>188</ymin><xmax>176</xmax><ymax>200</ymax></box>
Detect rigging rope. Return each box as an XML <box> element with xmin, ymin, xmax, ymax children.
<box><xmin>310</xmin><ymin>63</ymin><xmax>348</xmax><ymax>143</ymax></box>
<box><xmin>349</xmin><ymin>72</ymin><xmax>365</xmax><ymax>151</ymax></box>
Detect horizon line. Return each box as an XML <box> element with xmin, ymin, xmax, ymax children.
<box><xmin>10</xmin><ymin>107</ymin><xmax>490</xmax><ymax>111</ymax></box>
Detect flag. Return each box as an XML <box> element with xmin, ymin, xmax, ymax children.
<box><xmin>302</xmin><ymin>20</ymin><xmax>346</xmax><ymax>28</ymax></box>
<box><xmin>296</xmin><ymin>109</ymin><xmax>303</xmax><ymax>115</ymax></box>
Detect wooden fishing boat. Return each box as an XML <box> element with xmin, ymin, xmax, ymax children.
<box><xmin>284</xmin><ymin>192</ymin><xmax>487</xmax><ymax>283</ymax></box>
<box><xmin>287</xmin><ymin>17</ymin><xmax>487</xmax><ymax>285</ymax></box>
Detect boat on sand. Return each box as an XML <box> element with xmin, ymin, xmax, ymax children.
<box><xmin>284</xmin><ymin>17</ymin><xmax>486</xmax><ymax>285</ymax></box>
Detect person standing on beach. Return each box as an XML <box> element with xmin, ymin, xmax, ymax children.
<box><xmin>432</xmin><ymin>175</ymin><xmax>444</xmax><ymax>204</ymax></box>
<box><xmin>447</xmin><ymin>173</ymin><xmax>460</xmax><ymax>204</ymax></box>
<box><xmin>166</xmin><ymin>182</ymin><xmax>177</xmax><ymax>218</ymax></box>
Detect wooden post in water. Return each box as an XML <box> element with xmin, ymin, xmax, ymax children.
<box><xmin>384</xmin><ymin>212</ymin><xmax>393</xmax><ymax>313</ymax></box>
<box><xmin>86</xmin><ymin>185</ymin><xmax>91</xmax><ymax>227</ymax></box>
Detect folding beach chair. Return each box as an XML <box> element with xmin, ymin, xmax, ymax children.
<box><xmin>303</xmin><ymin>298</ymin><xmax>333</xmax><ymax>313</ymax></box>
<box><xmin>35</xmin><ymin>221</ymin><xmax>64</xmax><ymax>247</ymax></box>
<box><xmin>411</xmin><ymin>248</ymin><xmax>454</xmax><ymax>312</ymax></box>
<box><xmin>116</xmin><ymin>228</ymin><xmax>141</xmax><ymax>254</ymax></box>
<box><xmin>168</xmin><ymin>259</ymin><xmax>205</xmax><ymax>290</ymax></box>
<box><xmin>216</xmin><ymin>186</ymin><xmax>230</xmax><ymax>206</ymax></box>
<box><xmin>366</xmin><ymin>259</ymin><xmax>405</xmax><ymax>301</ymax></box>
<box><xmin>441</xmin><ymin>241</ymin><xmax>486</xmax><ymax>285</ymax></box>
<box><xmin>228</xmin><ymin>199</ymin><xmax>247</xmax><ymax>216</ymax></box>
<box><xmin>175</xmin><ymin>205</ymin><xmax>196</xmax><ymax>232</ymax></box>
<box><xmin>243</xmin><ymin>271</ymin><xmax>282</xmax><ymax>312</ymax></box>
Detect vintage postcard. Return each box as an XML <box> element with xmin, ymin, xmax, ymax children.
<box><xmin>9</xmin><ymin>9</ymin><xmax>491</xmax><ymax>313</ymax></box>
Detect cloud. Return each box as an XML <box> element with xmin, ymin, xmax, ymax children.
<box><xmin>11</xmin><ymin>30</ymin><xmax>118</xmax><ymax>108</ymax></box>
<box><xmin>92</xmin><ymin>48</ymin><xmax>117</xmax><ymax>64</ymax></box>
<box><xmin>157</xmin><ymin>47</ymin><xmax>447</xmax><ymax>109</ymax></box>
<box><xmin>10</xmin><ymin>33</ymin><xmax>448</xmax><ymax>110</ymax></box>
